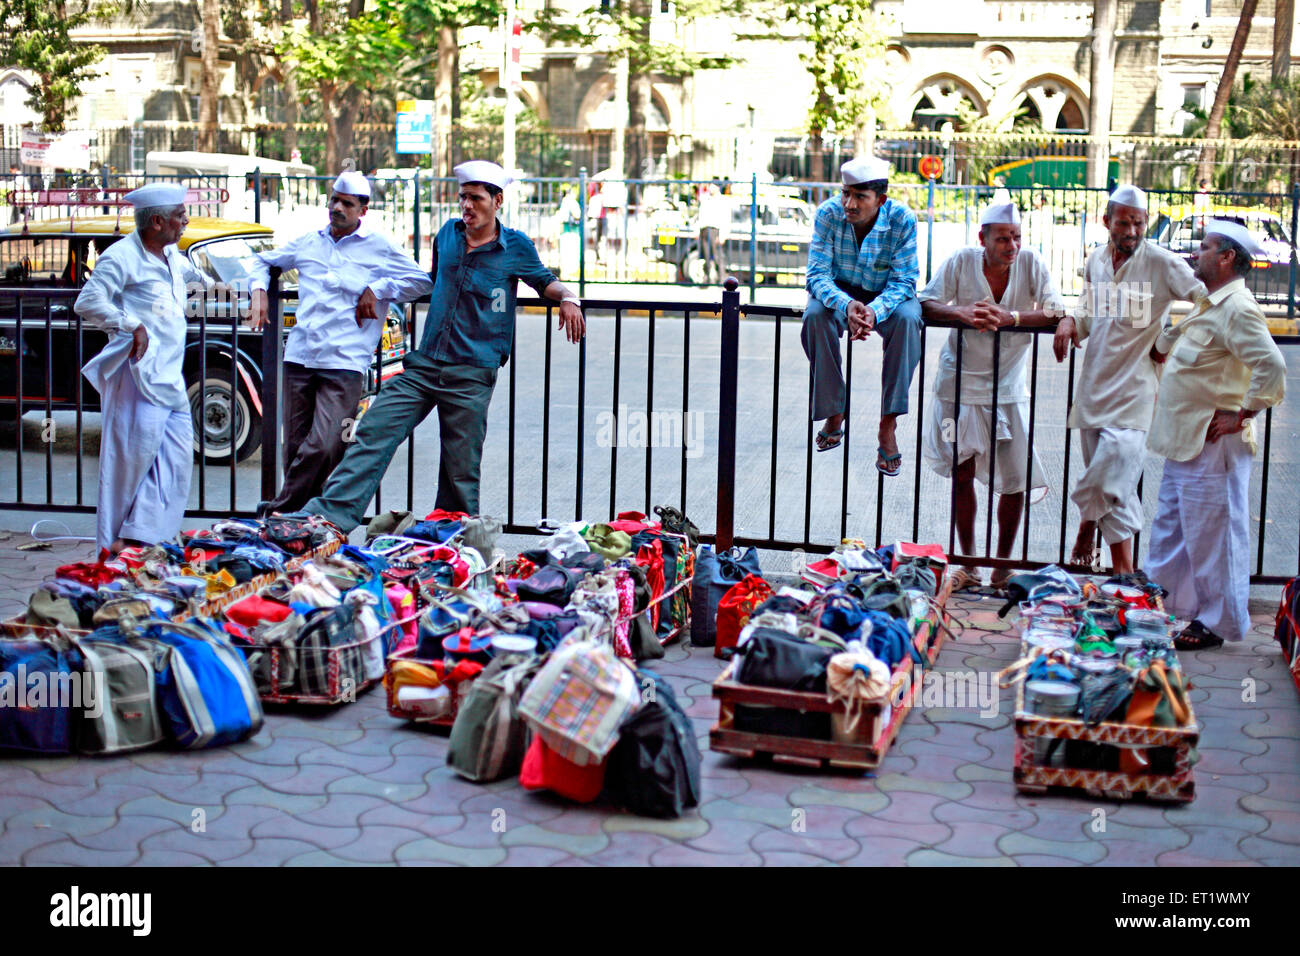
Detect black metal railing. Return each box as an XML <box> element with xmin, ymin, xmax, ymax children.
<box><xmin>2</xmin><ymin>277</ymin><xmax>1298</xmax><ymax>585</ymax></box>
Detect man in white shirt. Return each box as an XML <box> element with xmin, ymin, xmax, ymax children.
<box><xmin>1147</xmin><ymin>220</ymin><xmax>1286</xmax><ymax>650</ymax></box>
<box><xmin>1052</xmin><ymin>185</ymin><xmax>1205</xmax><ymax>574</ymax></box>
<box><xmin>696</xmin><ymin>183</ymin><xmax>730</xmax><ymax>284</ymax></box>
<box><xmin>75</xmin><ymin>183</ymin><xmax>209</xmax><ymax>553</ymax></box>
<box><xmin>248</xmin><ymin>171</ymin><xmax>433</xmax><ymax>514</ymax></box>
<box><xmin>919</xmin><ymin>203</ymin><xmax>1066</xmax><ymax>588</ymax></box>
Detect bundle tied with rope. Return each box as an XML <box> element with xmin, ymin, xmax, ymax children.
<box><xmin>826</xmin><ymin>645</ymin><xmax>892</xmax><ymax>742</ymax></box>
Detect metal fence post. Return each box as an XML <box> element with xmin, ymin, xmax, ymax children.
<box><xmin>925</xmin><ymin>176</ymin><xmax>936</xmax><ymax>283</ymax></box>
<box><xmin>413</xmin><ymin>169</ymin><xmax>421</xmax><ymax>269</ymax></box>
<box><xmin>253</xmin><ymin>167</ymin><xmax>261</xmax><ymax>223</ymax></box>
<box><xmin>100</xmin><ymin>164</ymin><xmax>110</xmax><ymax>215</ymax></box>
<box><xmin>1289</xmin><ymin>183</ymin><xmax>1298</xmax><ymax>322</ymax></box>
<box><xmin>578</xmin><ymin>166</ymin><xmax>588</xmax><ymax>298</ymax></box>
<box><xmin>748</xmin><ymin>173</ymin><xmax>758</xmax><ymax>303</ymax></box>
<box><xmin>260</xmin><ymin>267</ymin><xmax>283</xmax><ymax>503</ymax></box>
<box><xmin>716</xmin><ymin>276</ymin><xmax>741</xmax><ymax>550</ymax></box>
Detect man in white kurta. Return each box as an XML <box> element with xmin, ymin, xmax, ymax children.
<box><xmin>74</xmin><ymin>184</ymin><xmax>208</xmax><ymax>553</ymax></box>
<box><xmin>920</xmin><ymin>203</ymin><xmax>1066</xmax><ymax>587</ymax></box>
<box><xmin>1052</xmin><ymin>185</ymin><xmax>1205</xmax><ymax>574</ymax></box>
<box><xmin>1147</xmin><ymin>221</ymin><xmax>1286</xmax><ymax>649</ymax></box>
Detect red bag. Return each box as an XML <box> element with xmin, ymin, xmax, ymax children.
<box><xmin>715</xmin><ymin>574</ymin><xmax>774</xmax><ymax>659</ymax></box>
<box><xmin>56</xmin><ymin>556</ymin><xmax>126</xmax><ymax>588</ymax></box>
<box><xmin>635</xmin><ymin>539</ymin><xmax>666</xmax><ymax>630</ymax></box>
<box><xmin>225</xmin><ymin>594</ymin><xmax>293</xmax><ymax>628</ymax></box>
<box><xmin>607</xmin><ymin>510</ymin><xmax>661</xmax><ymax>534</ymax></box>
<box><xmin>423</xmin><ymin>509</ymin><xmax>469</xmax><ymax>522</ymax></box>
<box><xmin>519</xmin><ymin>735</ymin><xmax>606</xmax><ymax>803</ymax></box>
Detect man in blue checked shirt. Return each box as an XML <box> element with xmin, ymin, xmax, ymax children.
<box><xmin>301</xmin><ymin>160</ymin><xmax>585</xmax><ymax>528</ymax></box>
<box><xmin>801</xmin><ymin>157</ymin><xmax>922</xmax><ymax>476</ymax></box>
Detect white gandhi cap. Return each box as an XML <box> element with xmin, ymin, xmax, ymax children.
<box><xmin>840</xmin><ymin>157</ymin><xmax>892</xmax><ymax>186</ymax></box>
<box><xmin>1108</xmin><ymin>184</ymin><xmax>1147</xmax><ymax>210</ymax></box>
<box><xmin>1204</xmin><ymin>219</ymin><xmax>1262</xmax><ymax>257</ymax></box>
<box><xmin>454</xmin><ymin>160</ymin><xmax>512</xmax><ymax>190</ymax></box>
<box><xmin>980</xmin><ymin>202</ymin><xmax>1021</xmax><ymax>226</ymax></box>
<box><xmin>123</xmin><ymin>183</ymin><xmax>187</xmax><ymax>207</ymax></box>
<box><xmin>332</xmin><ymin>170</ymin><xmax>371</xmax><ymax>198</ymax></box>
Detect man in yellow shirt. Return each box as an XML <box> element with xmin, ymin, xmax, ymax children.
<box><xmin>1146</xmin><ymin>220</ymin><xmax>1286</xmax><ymax>650</ymax></box>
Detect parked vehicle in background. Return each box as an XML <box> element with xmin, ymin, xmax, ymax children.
<box><xmin>1147</xmin><ymin>202</ymin><xmax>1297</xmax><ymax>330</ymax></box>
<box><xmin>0</xmin><ymin>214</ymin><xmax>410</xmax><ymax>463</ymax></box>
<box><xmin>648</xmin><ymin>190</ymin><xmax>816</xmax><ymax>286</ymax></box>
<box><xmin>145</xmin><ymin>151</ymin><xmax>320</xmax><ymax>234</ymax></box>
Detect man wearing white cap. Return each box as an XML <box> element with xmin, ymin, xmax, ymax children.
<box><xmin>247</xmin><ymin>170</ymin><xmax>433</xmax><ymax>514</ymax></box>
<box><xmin>74</xmin><ymin>183</ymin><xmax>209</xmax><ymax>553</ymax></box>
<box><xmin>302</xmin><ymin>160</ymin><xmax>584</xmax><ymax>526</ymax></box>
<box><xmin>801</xmin><ymin>156</ymin><xmax>922</xmax><ymax>475</ymax></box>
<box><xmin>1146</xmin><ymin>220</ymin><xmax>1285</xmax><ymax>650</ymax></box>
<box><xmin>919</xmin><ymin>202</ymin><xmax>1066</xmax><ymax>588</ymax></box>
<box><xmin>1052</xmin><ymin>184</ymin><xmax>1205</xmax><ymax>574</ymax></box>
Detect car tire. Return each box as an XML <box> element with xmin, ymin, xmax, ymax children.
<box><xmin>676</xmin><ymin>246</ymin><xmax>709</xmax><ymax>286</ymax></box>
<box><xmin>186</xmin><ymin>368</ymin><xmax>262</xmax><ymax>464</ymax></box>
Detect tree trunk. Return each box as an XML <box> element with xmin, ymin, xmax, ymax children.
<box><xmin>1087</xmin><ymin>0</ymin><xmax>1115</xmax><ymax>188</ymax></box>
<box><xmin>435</xmin><ymin>25</ymin><xmax>456</xmax><ymax>176</ymax></box>
<box><xmin>199</xmin><ymin>0</ymin><xmax>220</xmax><ymax>152</ymax></box>
<box><xmin>809</xmin><ymin>128</ymin><xmax>824</xmax><ymax>183</ymax></box>
<box><xmin>1197</xmin><ymin>0</ymin><xmax>1259</xmax><ymax>184</ymax></box>
<box><xmin>1275</xmin><ymin>0</ymin><xmax>1294</xmax><ymax>81</ymax></box>
<box><xmin>279</xmin><ymin>0</ymin><xmax>298</xmax><ymax>159</ymax></box>
<box><xmin>322</xmin><ymin>85</ymin><xmax>339</xmax><ymax>175</ymax></box>
<box><xmin>625</xmin><ymin>0</ymin><xmax>652</xmax><ymax>190</ymax></box>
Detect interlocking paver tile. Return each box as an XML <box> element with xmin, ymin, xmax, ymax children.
<box><xmin>874</xmin><ymin>759</ymin><xmax>974</xmax><ymax>800</ymax></box>
<box><xmin>650</xmin><ymin>843</ymin><xmax>763</xmax><ymax>866</ymax></box>
<box><xmin>294</xmin><ymin>745</ymin><xmax>396</xmax><ymax>775</ymax></box>
<box><xmin>906</xmin><ymin>847</ymin><xmax>1017</xmax><ymax>866</ymax></box>
<box><xmin>502</xmin><ymin>822</ymin><xmax>610</xmax><ymax>856</ymax></box>
<box><xmin>224</xmin><ymin>784</ymin><xmax>329</xmax><ymax>816</ymax></box>
<box><xmin>457</xmin><ymin>790</ymin><xmax>567</xmax><ymax>827</ymax></box>
<box><xmin>234</xmin><ymin>737</ymin><xmax>311</xmax><ymax>767</ymax></box>
<box><xmin>75</xmin><ymin>812</ymin><xmax>178</xmax><ymax>852</ymax></box>
<box><xmin>1153</xmin><ymin>825</ymin><xmax>1259</xmax><ymax>864</ymax></box>
<box><xmin>784</xmin><ymin>782</ymin><xmax>888</xmax><ymax>814</ymax></box>
<box><xmin>0</xmin><ymin>827</ymin><xmax>79</xmax><ymax>865</ymax></box>
<box><xmin>1088</xmin><ymin>820</ymin><xmax>1192</xmax><ymax>864</ymax></box>
<box><xmin>323</xmin><ymin>773</ymin><xmax>427</xmax><ymax>803</ymax></box>
<box><xmin>327</xmin><ymin>825</ymin><xmax>434</xmax><ymax>863</ymax></box>
<box><xmin>1161</xmin><ymin>783</ymin><xmax>1261</xmax><ymax>832</ymax></box>
<box><xmin>996</xmin><ymin>831</ymin><xmax>1107</xmax><ymax>863</ymax></box>
<box><xmin>137</xmin><ymin>826</ymin><xmax>254</xmax><ymax>862</ymax></box>
<box><xmin>602</xmin><ymin>811</ymin><xmax>711</xmax><ymax>840</ymax></box>
<box><xmin>749</xmin><ymin>813</ymin><xmax>860</xmax><ymax>862</ymax></box>
<box><xmin>248</xmin><ymin>814</ymin><xmax>364</xmax><ymax>849</ymax></box>
<box><xmin>133</xmin><ymin>849</ymin><xmax>215</xmax><ymax>866</ymax></box>
<box><xmin>688</xmin><ymin>814</ymin><xmax>777</xmax><ymax>854</ymax></box>
<box><xmin>579</xmin><ymin>830</ymin><xmax>679</xmax><ymax>865</ymax></box>
<box><xmin>261</xmin><ymin>763</ymin><xmax>357</xmax><ymax>795</ymax></box>
<box><xmin>393</xmin><ymin>837</ymin><xmax>506</xmax><ymax>866</ymax></box>
<box><xmin>1238</xmin><ymin>834</ymin><xmax>1300</xmax><ymax>864</ymax></box>
<box><xmin>25</xmin><ymin>839</ymin><xmax>140</xmax><ymax>866</ymax></box>
<box><xmin>844</xmin><ymin>809</ymin><xmax>950</xmax><ymax>847</ymax></box>
<box><xmin>839</xmin><ymin>835</ymin><xmax>936</xmax><ymax>865</ymax></box>
<box><xmin>228</xmin><ymin>837</ymin><xmax>341</xmax><ymax>866</ymax></box>
<box><xmin>934</xmin><ymin>795</ymin><xmax>1034</xmax><ymax>828</ymax></box>
<box><xmin>1009</xmin><ymin>854</ymin><xmax>1089</xmax><ymax>866</ymax></box>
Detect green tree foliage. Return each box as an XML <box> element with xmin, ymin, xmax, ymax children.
<box><xmin>0</xmin><ymin>0</ymin><xmax>128</xmax><ymax>132</ymax></box>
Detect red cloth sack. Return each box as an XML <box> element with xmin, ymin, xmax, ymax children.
<box><xmin>607</xmin><ymin>511</ymin><xmax>662</xmax><ymax>534</ymax></box>
<box><xmin>225</xmin><ymin>594</ymin><xmax>293</xmax><ymax>628</ymax></box>
<box><xmin>715</xmin><ymin>574</ymin><xmax>774</xmax><ymax>659</ymax></box>
<box><xmin>519</xmin><ymin>735</ymin><xmax>606</xmax><ymax>803</ymax></box>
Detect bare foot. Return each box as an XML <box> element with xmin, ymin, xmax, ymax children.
<box><xmin>1069</xmin><ymin>521</ymin><xmax>1099</xmax><ymax>566</ymax></box>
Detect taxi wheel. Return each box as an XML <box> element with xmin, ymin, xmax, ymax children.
<box><xmin>186</xmin><ymin>368</ymin><xmax>262</xmax><ymax>464</ymax></box>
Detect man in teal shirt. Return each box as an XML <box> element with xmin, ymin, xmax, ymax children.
<box><xmin>303</xmin><ymin>161</ymin><xmax>585</xmax><ymax>526</ymax></box>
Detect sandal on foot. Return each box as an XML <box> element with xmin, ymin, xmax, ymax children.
<box><xmin>816</xmin><ymin>427</ymin><xmax>845</xmax><ymax>452</ymax></box>
<box><xmin>989</xmin><ymin>568</ymin><xmax>1013</xmax><ymax>591</ymax></box>
<box><xmin>1174</xmin><ymin>620</ymin><xmax>1224</xmax><ymax>651</ymax></box>
<box><xmin>948</xmin><ymin>568</ymin><xmax>982</xmax><ymax>592</ymax></box>
<box><xmin>876</xmin><ymin>447</ymin><xmax>902</xmax><ymax>476</ymax></box>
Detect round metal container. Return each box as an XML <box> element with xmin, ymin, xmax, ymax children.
<box><xmin>490</xmin><ymin>634</ymin><xmax>537</xmax><ymax>659</ymax></box>
<box><xmin>1025</xmin><ymin>680</ymin><xmax>1080</xmax><ymax>767</ymax></box>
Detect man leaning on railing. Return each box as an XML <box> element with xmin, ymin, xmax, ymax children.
<box><xmin>918</xmin><ymin>201</ymin><xmax>1066</xmax><ymax>590</ymax></box>
<box><xmin>801</xmin><ymin>157</ymin><xmax>922</xmax><ymax>476</ymax></box>
<box><xmin>1147</xmin><ymin>220</ymin><xmax>1286</xmax><ymax>651</ymax></box>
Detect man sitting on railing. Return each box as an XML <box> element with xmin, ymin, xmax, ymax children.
<box><xmin>918</xmin><ymin>202</ymin><xmax>1066</xmax><ymax>590</ymax></box>
<box><xmin>74</xmin><ymin>183</ymin><xmax>210</xmax><ymax>554</ymax></box>
<box><xmin>300</xmin><ymin>160</ymin><xmax>586</xmax><ymax>529</ymax></box>
<box><xmin>1052</xmin><ymin>184</ymin><xmax>1205</xmax><ymax>574</ymax></box>
<box><xmin>1147</xmin><ymin>220</ymin><xmax>1286</xmax><ymax>651</ymax></box>
<box><xmin>246</xmin><ymin>171</ymin><xmax>434</xmax><ymax>516</ymax></box>
<box><xmin>801</xmin><ymin>157</ymin><xmax>921</xmax><ymax>476</ymax></box>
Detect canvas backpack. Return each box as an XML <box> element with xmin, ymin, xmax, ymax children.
<box><xmin>446</xmin><ymin>655</ymin><xmax>539</xmax><ymax>782</ymax></box>
<box><xmin>518</xmin><ymin>634</ymin><xmax>639</xmax><ymax>765</ymax></box>
<box><xmin>73</xmin><ymin>635</ymin><xmax>164</xmax><ymax>754</ymax></box>
<box><xmin>294</xmin><ymin>604</ymin><xmax>367</xmax><ymax>699</ymax></box>
<box><xmin>0</xmin><ymin>634</ymin><xmax>84</xmax><ymax>754</ymax></box>
<box><xmin>604</xmin><ymin>669</ymin><xmax>702</xmax><ymax>818</ymax></box>
<box><xmin>127</xmin><ymin>618</ymin><xmax>264</xmax><ymax>750</ymax></box>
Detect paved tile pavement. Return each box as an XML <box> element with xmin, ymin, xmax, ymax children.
<box><xmin>1</xmin><ymin>530</ymin><xmax>1298</xmax><ymax>866</ymax></box>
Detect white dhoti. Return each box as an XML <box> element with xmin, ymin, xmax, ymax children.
<box><xmin>923</xmin><ymin>399</ymin><xmax>1047</xmax><ymax>500</ymax></box>
<box><xmin>1071</xmin><ymin>427</ymin><xmax>1147</xmax><ymax>544</ymax></box>
<box><xmin>1145</xmin><ymin>435</ymin><xmax>1253</xmax><ymax>643</ymax></box>
<box><xmin>95</xmin><ymin>362</ymin><xmax>193</xmax><ymax>552</ymax></box>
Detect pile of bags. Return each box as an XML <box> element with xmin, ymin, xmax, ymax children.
<box><xmin>1001</xmin><ymin>567</ymin><xmax>1195</xmax><ymax>773</ymax></box>
<box><xmin>694</xmin><ymin>540</ymin><xmax>948</xmax><ymax>744</ymax></box>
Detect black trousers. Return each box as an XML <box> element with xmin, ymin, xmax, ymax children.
<box><xmin>266</xmin><ymin>362</ymin><xmax>364</xmax><ymax>514</ymax></box>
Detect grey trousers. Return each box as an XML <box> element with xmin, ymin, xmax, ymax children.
<box><xmin>265</xmin><ymin>362</ymin><xmax>364</xmax><ymax>514</ymax></box>
<box><xmin>303</xmin><ymin>351</ymin><xmax>498</xmax><ymax>532</ymax></box>
<box><xmin>800</xmin><ymin>293</ymin><xmax>923</xmax><ymax>422</ymax></box>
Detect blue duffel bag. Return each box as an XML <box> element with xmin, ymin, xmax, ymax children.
<box><xmin>689</xmin><ymin>545</ymin><xmax>761</xmax><ymax>647</ymax></box>
<box><xmin>0</xmin><ymin>635</ymin><xmax>84</xmax><ymax>753</ymax></box>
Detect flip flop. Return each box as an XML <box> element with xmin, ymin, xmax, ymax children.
<box><xmin>876</xmin><ymin>447</ymin><xmax>902</xmax><ymax>476</ymax></box>
<box><xmin>816</xmin><ymin>427</ymin><xmax>845</xmax><ymax>452</ymax></box>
